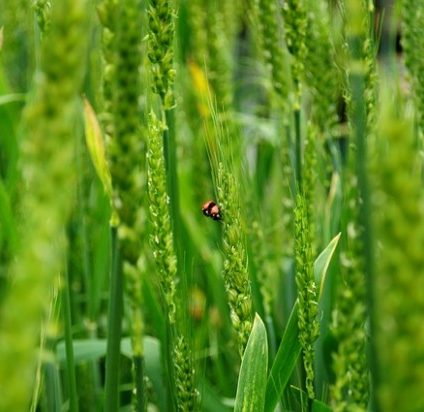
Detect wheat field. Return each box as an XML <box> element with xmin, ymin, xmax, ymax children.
<box><xmin>0</xmin><ymin>0</ymin><xmax>423</xmax><ymax>411</ymax></box>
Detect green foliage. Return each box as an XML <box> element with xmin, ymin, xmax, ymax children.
<box><xmin>282</xmin><ymin>0</ymin><xmax>307</xmax><ymax>104</ymax></box>
<box><xmin>401</xmin><ymin>0</ymin><xmax>424</xmax><ymax>141</ymax></box>
<box><xmin>147</xmin><ymin>110</ymin><xmax>197</xmax><ymax>411</ymax></box>
<box><xmin>33</xmin><ymin>0</ymin><xmax>51</xmax><ymax>34</ymax></box>
<box><xmin>255</xmin><ymin>0</ymin><xmax>290</xmax><ymax>109</ymax></box>
<box><xmin>147</xmin><ymin>111</ymin><xmax>177</xmax><ymax>324</ymax></box>
<box><xmin>0</xmin><ymin>0</ymin><xmax>88</xmax><ymax>409</ymax></box>
<box><xmin>1</xmin><ymin>2</ymin><xmax>424</xmax><ymax>411</ymax></box>
<box><xmin>147</xmin><ymin>0</ymin><xmax>176</xmax><ymax>109</ymax></box>
<box><xmin>314</xmin><ymin>232</ymin><xmax>341</xmax><ymax>296</ymax></box>
<box><xmin>0</xmin><ymin>0</ymin><xmax>33</xmax><ymax>90</ymax></box>
<box><xmin>174</xmin><ymin>336</ymin><xmax>199</xmax><ymax>412</ymax></box>
<box><xmin>235</xmin><ymin>314</ymin><xmax>268</xmax><ymax>412</ymax></box>
<box><xmin>98</xmin><ymin>1</ymin><xmax>146</xmax><ymax>408</ymax></box>
<box><xmin>330</xmin><ymin>175</ymin><xmax>369</xmax><ymax>411</ymax></box>
<box><xmin>294</xmin><ymin>193</ymin><xmax>319</xmax><ymax>400</ymax></box>
<box><xmin>304</xmin><ymin>0</ymin><xmax>339</xmax><ymax>133</ymax></box>
<box><xmin>205</xmin><ymin>2</ymin><xmax>234</xmax><ymax>110</ymax></box>
<box><xmin>374</xmin><ymin>84</ymin><xmax>424</xmax><ymax>412</ymax></box>
<box><xmin>217</xmin><ymin>161</ymin><xmax>253</xmax><ymax>355</ymax></box>
<box><xmin>266</xmin><ymin>301</ymin><xmax>301</xmax><ymax>411</ymax></box>
<box><xmin>303</xmin><ymin>123</ymin><xmax>317</xmax><ymax>250</ymax></box>
<box><xmin>186</xmin><ymin>0</ymin><xmax>208</xmax><ymax>65</ymax></box>
<box><xmin>266</xmin><ymin>233</ymin><xmax>340</xmax><ymax>411</ymax></box>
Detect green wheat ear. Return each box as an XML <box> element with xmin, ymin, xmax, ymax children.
<box><xmin>174</xmin><ymin>336</ymin><xmax>199</xmax><ymax>411</ymax></box>
<box><xmin>374</xmin><ymin>83</ymin><xmax>424</xmax><ymax>412</ymax></box>
<box><xmin>33</xmin><ymin>0</ymin><xmax>51</xmax><ymax>34</ymax></box>
<box><xmin>216</xmin><ymin>161</ymin><xmax>253</xmax><ymax>356</ymax></box>
<box><xmin>304</xmin><ymin>0</ymin><xmax>339</xmax><ymax>134</ymax></box>
<box><xmin>0</xmin><ymin>0</ymin><xmax>88</xmax><ymax>409</ymax></box>
<box><xmin>147</xmin><ymin>0</ymin><xmax>176</xmax><ymax>110</ymax></box>
<box><xmin>147</xmin><ymin>110</ymin><xmax>198</xmax><ymax>410</ymax></box>
<box><xmin>203</xmin><ymin>98</ymin><xmax>253</xmax><ymax>356</ymax></box>
<box><xmin>186</xmin><ymin>0</ymin><xmax>208</xmax><ymax>66</ymax></box>
<box><xmin>303</xmin><ymin>122</ymin><xmax>317</xmax><ymax>252</ymax></box>
<box><xmin>98</xmin><ymin>1</ymin><xmax>146</xmax><ymax>408</ymax></box>
<box><xmin>401</xmin><ymin>0</ymin><xmax>424</xmax><ymax>142</ymax></box>
<box><xmin>205</xmin><ymin>1</ymin><xmax>234</xmax><ymax>111</ymax></box>
<box><xmin>330</xmin><ymin>173</ymin><xmax>369</xmax><ymax>411</ymax></box>
<box><xmin>294</xmin><ymin>193</ymin><xmax>319</xmax><ymax>400</ymax></box>
<box><xmin>329</xmin><ymin>2</ymin><xmax>373</xmax><ymax>408</ymax></box>
<box><xmin>146</xmin><ymin>110</ymin><xmax>177</xmax><ymax>324</ymax></box>
<box><xmin>282</xmin><ymin>0</ymin><xmax>307</xmax><ymax>107</ymax></box>
<box><xmin>0</xmin><ymin>0</ymin><xmax>34</xmax><ymax>91</ymax></box>
<box><xmin>255</xmin><ymin>0</ymin><xmax>291</xmax><ymax>112</ymax></box>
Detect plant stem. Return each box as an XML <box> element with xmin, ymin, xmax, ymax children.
<box><xmin>164</xmin><ymin>107</ymin><xmax>187</xmax><ymax>344</ymax></box>
<box><xmin>104</xmin><ymin>226</ymin><xmax>123</xmax><ymax>412</ymax></box>
<box><xmin>350</xmin><ymin>71</ymin><xmax>378</xmax><ymax>411</ymax></box>
<box><xmin>43</xmin><ymin>359</ymin><xmax>63</xmax><ymax>412</ymax></box>
<box><xmin>133</xmin><ymin>355</ymin><xmax>145</xmax><ymax>412</ymax></box>
<box><xmin>63</xmin><ymin>265</ymin><xmax>79</xmax><ymax>412</ymax></box>
<box><xmin>164</xmin><ymin>319</ymin><xmax>177</xmax><ymax>412</ymax></box>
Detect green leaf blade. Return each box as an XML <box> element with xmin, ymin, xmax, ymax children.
<box><xmin>265</xmin><ymin>234</ymin><xmax>341</xmax><ymax>411</ymax></box>
<box><xmin>314</xmin><ymin>232</ymin><xmax>341</xmax><ymax>296</ymax></box>
<box><xmin>265</xmin><ymin>301</ymin><xmax>301</xmax><ymax>412</ymax></box>
<box><xmin>235</xmin><ymin>314</ymin><xmax>268</xmax><ymax>412</ymax></box>
<box><xmin>312</xmin><ymin>399</ymin><xmax>333</xmax><ymax>412</ymax></box>
<box><xmin>83</xmin><ymin>97</ymin><xmax>113</xmax><ymax>201</ymax></box>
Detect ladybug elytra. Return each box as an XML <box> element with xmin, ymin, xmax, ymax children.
<box><xmin>201</xmin><ymin>200</ymin><xmax>222</xmax><ymax>221</ymax></box>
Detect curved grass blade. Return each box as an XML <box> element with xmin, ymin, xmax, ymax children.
<box><xmin>289</xmin><ymin>385</ymin><xmax>333</xmax><ymax>412</ymax></box>
<box><xmin>265</xmin><ymin>301</ymin><xmax>300</xmax><ymax>412</ymax></box>
<box><xmin>312</xmin><ymin>399</ymin><xmax>332</xmax><ymax>412</ymax></box>
<box><xmin>83</xmin><ymin>98</ymin><xmax>111</xmax><ymax>197</ymax></box>
<box><xmin>56</xmin><ymin>336</ymin><xmax>165</xmax><ymax>411</ymax></box>
<box><xmin>235</xmin><ymin>314</ymin><xmax>268</xmax><ymax>412</ymax></box>
<box><xmin>0</xmin><ymin>93</ymin><xmax>26</xmax><ymax>106</ymax></box>
<box><xmin>314</xmin><ymin>232</ymin><xmax>341</xmax><ymax>297</ymax></box>
<box><xmin>265</xmin><ymin>234</ymin><xmax>341</xmax><ymax>411</ymax></box>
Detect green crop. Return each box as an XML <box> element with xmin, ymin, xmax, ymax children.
<box><xmin>0</xmin><ymin>1</ymin><xmax>423</xmax><ymax>411</ymax></box>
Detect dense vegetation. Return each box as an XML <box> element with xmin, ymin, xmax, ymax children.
<box><xmin>0</xmin><ymin>0</ymin><xmax>423</xmax><ymax>411</ymax></box>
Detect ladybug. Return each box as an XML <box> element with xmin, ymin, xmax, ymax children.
<box><xmin>201</xmin><ymin>200</ymin><xmax>222</xmax><ymax>221</ymax></box>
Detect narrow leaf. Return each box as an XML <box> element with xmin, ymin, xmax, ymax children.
<box><xmin>188</xmin><ymin>60</ymin><xmax>210</xmax><ymax>118</ymax></box>
<box><xmin>0</xmin><ymin>94</ymin><xmax>26</xmax><ymax>106</ymax></box>
<box><xmin>314</xmin><ymin>232</ymin><xmax>341</xmax><ymax>296</ymax></box>
<box><xmin>83</xmin><ymin>97</ymin><xmax>112</xmax><ymax>200</ymax></box>
<box><xmin>290</xmin><ymin>386</ymin><xmax>332</xmax><ymax>412</ymax></box>
<box><xmin>0</xmin><ymin>179</ymin><xmax>17</xmax><ymax>251</ymax></box>
<box><xmin>312</xmin><ymin>399</ymin><xmax>333</xmax><ymax>412</ymax></box>
<box><xmin>235</xmin><ymin>314</ymin><xmax>268</xmax><ymax>412</ymax></box>
<box><xmin>265</xmin><ymin>236</ymin><xmax>341</xmax><ymax>411</ymax></box>
<box><xmin>56</xmin><ymin>339</ymin><xmax>106</xmax><ymax>363</ymax></box>
<box><xmin>56</xmin><ymin>337</ymin><xmax>166</xmax><ymax>411</ymax></box>
<box><xmin>265</xmin><ymin>302</ymin><xmax>300</xmax><ymax>412</ymax></box>
<box><xmin>121</xmin><ymin>337</ymin><xmax>166</xmax><ymax>412</ymax></box>
<box><xmin>289</xmin><ymin>386</ymin><xmax>333</xmax><ymax>412</ymax></box>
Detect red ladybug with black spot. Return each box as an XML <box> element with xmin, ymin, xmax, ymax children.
<box><xmin>201</xmin><ymin>200</ymin><xmax>222</xmax><ymax>221</ymax></box>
